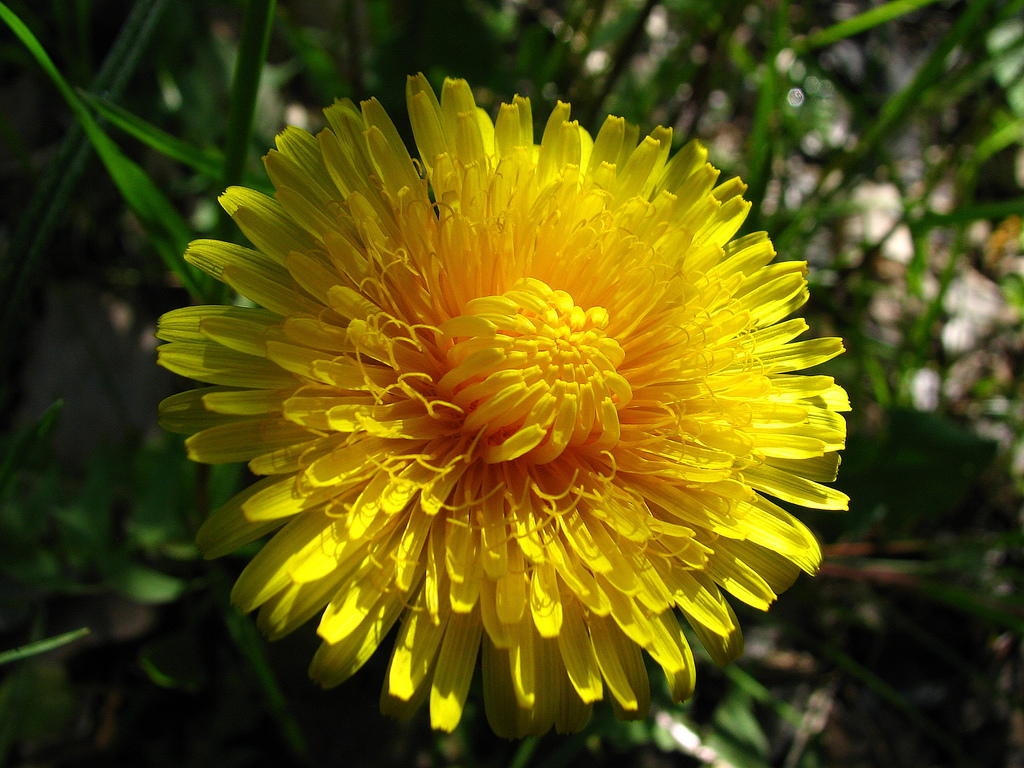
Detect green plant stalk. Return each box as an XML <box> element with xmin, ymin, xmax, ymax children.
<box><xmin>583</xmin><ymin>0</ymin><xmax>659</xmax><ymax>128</ymax></box>
<box><xmin>906</xmin><ymin>218</ymin><xmax>968</xmax><ymax>373</ymax></box>
<box><xmin>744</xmin><ymin>0</ymin><xmax>788</xmax><ymax>227</ymax></box>
<box><xmin>974</xmin><ymin>115</ymin><xmax>1024</xmax><ymax>168</ymax></box>
<box><xmin>223</xmin><ymin>0</ymin><xmax>277</xmax><ymax>191</ymax></box>
<box><xmin>860</xmin><ymin>0</ymin><xmax>995</xmax><ymax>156</ymax></box>
<box><xmin>81</xmin><ymin>92</ymin><xmax>276</xmax><ymax>194</ymax></box>
<box><xmin>510</xmin><ymin>736</ymin><xmax>540</xmax><ymax>768</ymax></box>
<box><xmin>214</xmin><ymin>0</ymin><xmax>278</xmax><ymax>305</ymax></box>
<box><xmin>849</xmin><ymin>0</ymin><xmax>997</xmax><ymax>169</ymax></box>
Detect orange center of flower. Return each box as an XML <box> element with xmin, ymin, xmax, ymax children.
<box><xmin>437</xmin><ymin>278</ymin><xmax>631</xmax><ymax>464</ymax></box>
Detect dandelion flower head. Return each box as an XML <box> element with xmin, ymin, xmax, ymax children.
<box><xmin>157</xmin><ymin>74</ymin><xmax>849</xmax><ymax>738</ymax></box>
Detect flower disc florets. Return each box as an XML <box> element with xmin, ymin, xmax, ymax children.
<box><xmin>441</xmin><ymin>279</ymin><xmax>629</xmax><ymax>464</ymax></box>
<box><xmin>156</xmin><ymin>74</ymin><xmax>850</xmax><ymax>738</ymax></box>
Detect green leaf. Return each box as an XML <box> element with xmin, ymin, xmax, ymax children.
<box><xmin>835</xmin><ymin>408</ymin><xmax>998</xmax><ymax>537</ymax></box>
<box><xmin>986</xmin><ymin>18</ymin><xmax>1024</xmax><ymax>116</ymax></box>
<box><xmin>707</xmin><ymin>690</ymin><xmax>772</xmax><ymax>768</ymax></box>
<box><xmin>108</xmin><ymin>561</ymin><xmax>187</xmax><ymax>604</ymax></box>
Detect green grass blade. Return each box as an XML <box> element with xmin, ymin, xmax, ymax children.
<box><xmin>787</xmin><ymin>624</ymin><xmax>966</xmax><ymax>765</ymax></box>
<box><xmin>80</xmin><ymin>92</ymin><xmax>225</xmax><ymax>178</ymax></box>
<box><xmin>582</xmin><ymin>0</ymin><xmax>659</xmax><ymax>128</ymax></box>
<box><xmin>0</xmin><ymin>628</ymin><xmax>90</xmax><ymax>666</ymax></box>
<box><xmin>0</xmin><ymin>0</ymin><xmax>171</xmax><ymax>402</ymax></box>
<box><xmin>853</xmin><ymin>0</ymin><xmax>998</xmax><ymax>169</ymax></box>
<box><xmin>722</xmin><ymin>664</ymin><xmax>803</xmax><ymax>728</ymax></box>
<box><xmin>212</xmin><ymin>565</ymin><xmax>309</xmax><ymax>759</ymax></box>
<box><xmin>821</xmin><ymin>642</ymin><xmax>965</xmax><ymax>763</ymax></box>
<box><xmin>917</xmin><ymin>197</ymin><xmax>1024</xmax><ymax>228</ymax></box>
<box><xmin>795</xmin><ymin>0</ymin><xmax>947</xmax><ymax>53</ymax></box>
<box><xmin>0</xmin><ymin>1</ymin><xmax>209</xmax><ymax>299</ymax></box>
<box><xmin>223</xmin><ymin>0</ymin><xmax>277</xmax><ymax>190</ymax></box>
<box><xmin>777</xmin><ymin>0</ymin><xmax>999</xmax><ymax>250</ymax></box>
<box><xmin>80</xmin><ymin>93</ymin><xmax>275</xmax><ymax>194</ymax></box>
<box><xmin>917</xmin><ymin>581</ymin><xmax>1024</xmax><ymax>635</ymax></box>
<box><xmin>973</xmin><ymin>114</ymin><xmax>1024</xmax><ymax>168</ymax></box>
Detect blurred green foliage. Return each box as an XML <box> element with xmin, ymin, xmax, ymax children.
<box><xmin>1</xmin><ymin>0</ymin><xmax>1024</xmax><ymax>766</ymax></box>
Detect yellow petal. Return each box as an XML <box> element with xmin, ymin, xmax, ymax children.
<box><xmin>429</xmin><ymin>607</ymin><xmax>483</xmax><ymax>732</ymax></box>
<box><xmin>158</xmin><ymin>387</ymin><xmax>249</xmax><ymax>434</ymax></box>
<box><xmin>309</xmin><ymin>592</ymin><xmax>405</xmax><ymax>688</ymax></box>
<box><xmin>556</xmin><ymin>592</ymin><xmax>603</xmax><ymax>704</ymax></box>
<box><xmin>742</xmin><ymin>463</ymin><xmax>850</xmax><ymax>510</ymax></box>
<box><xmin>195</xmin><ymin>476</ymin><xmax>290</xmax><ymax>558</ymax></box>
<box><xmin>219</xmin><ymin>186</ymin><xmax>318</xmax><ymax>262</ymax></box>
<box><xmin>388</xmin><ymin>587</ymin><xmax>450</xmax><ymax>701</ymax></box>
<box><xmin>157</xmin><ymin>342</ymin><xmax>295</xmax><ymax>389</ymax></box>
<box><xmin>529</xmin><ymin>561</ymin><xmax>562</xmax><ymax>638</ymax></box>
<box><xmin>185</xmin><ymin>418</ymin><xmax>315</xmax><ymax>464</ymax></box>
<box><xmin>589</xmin><ymin>615</ymin><xmax>649</xmax><ymax>715</ymax></box>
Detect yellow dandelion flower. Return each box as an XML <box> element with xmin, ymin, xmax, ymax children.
<box><xmin>157</xmin><ymin>74</ymin><xmax>849</xmax><ymax>738</ymax></box>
